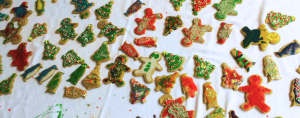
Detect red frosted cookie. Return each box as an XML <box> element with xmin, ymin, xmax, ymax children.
<box><xmin>221</xmin><ymin>63</ymin><xmax>244</xmax><ymax>90</ymax></box>
<box><xmin>134</xmin><ymin>8</ymin><xmax>163</xmax><ymax>35</ymax></box>
<box><xmin>8</xmin><ymin>42</ymin><xmax>32</xmax><ymax>71</ymax></box>
<box><xmin>180</xmin><ymin>73</ymin><xmax>198</xmax><ymax>99</ymax></box>
<box><xmin>134</xmin><ymin>37</ymin><xmax>157</xmax><ymax>47</ymax></box>
<box><xmin>120</xmin><ymin>41</ymin><xmax>140</xmax><ymax>60</ymax></box>
<box><xmin>217</xmin><ymin>22</ymin><xmax>233</xmax><ymax>44</ymax></box>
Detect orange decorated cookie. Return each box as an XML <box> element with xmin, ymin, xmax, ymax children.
<box><xmin>221</xmin><ymin>63</ymin><xmax>244</xmax><ymax>90</ymax></box>
<box><xmin>120</xmin><ymin>41</ymin><xmax>140</xmax><ymax>60</ymax></box>
<box><xmin>155</xmin><ymin>72</ymin><xmax>179</xmax><ymax>94</ymax></box>
<box><xmin>134</xmin><ymin>8</ymin><xmax>163</xmax><ymax>35</ymax></box>
<box><xmin>180</xmin><ymin>73</ymin><xmax>198</xmax><ymax>99</ymax></box>
<box><xmin>203</xmin><ymin>82</ymin><xmax>219</xmax><ymax>110</ymax></box>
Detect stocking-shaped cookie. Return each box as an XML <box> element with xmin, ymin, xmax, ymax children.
<box><xmin>155</xmin><ymin>72</ymin><xmax>179</xmax><ymax>94</ymax></box>
<box><xmin>130</xmin><ymin>78</ymin><xmax>151</xmax><ymax>104</ymax></box>
<box><xmin>221</xmin><ymin>63</ymin><xmax>244</xmax><ymax>90</ymax></box>
<box><xmin>203</xmin><ymin>82</ymin><xmax>219</xmax><ymax>110</ymax></box>
<box><xmin>134</xmin><ymin>8</ymin><xmax>163</xmax><ymax>35</ymax></box>
<box><xmin>103</xmin><ymin>55</ymin><xmax>131</xmax><ymax>87</ymax></box>
<box><xmin>120</xmin><ymin>41</ymin><xmax>140</xmax><ymax>60</ymax></box>
<box><xmin>159</xmin><ymin>94</ymin><xmax>195</xmax><ymax>118</ymax></box>
<box><xmin>263</xmin><ymin>55</ymin><xmax>281</xmax><ymax>82</ymax></box>
<box><xmin>11</xmin><ymin>2</ymin><xmax>33</xmax><ymax>26</ymax></box>
<box><xmin>213</xmin><ymin>0</ymin><xmax>242</xmax><ymax>20</ymax></box>
<box><xmin>8</xmin><ymin>42</ymin><xmax>32</xmax><ymax>71</ymax></box>
<box><xmin>0</xmin><ymin>22</ymin><xmax>22</xmax><ymax>44</ymax></box>
<box><xmin>133</xmin><ymin>51</ymin><xmax>163</xmax><ymax>83</ymax></box>
<box><xmin>134</xmin><ymin>37</ymin><xmax>157</xmax><ymax>47</ymax></box>
<box><xmin>230</xmin><ymin>48</ymin><xmax>255</xmax><ymax>72</ymax></box>
<box><xmin>71</xmin><ymin>0</ymin><xmax>94</xmax><ymax>19</ymax></box>
<box><xmin>217</xmin><ymin>22</ymin><xmax>233</xmax><ymax>44</ymax></box>
<box><xmin>98</xmin><ymin>19</ymin><xmax>126</xmax><ymax>44</ymax></box>
<box><xmin>181</xmin><ymin>18</ymin><xmax>212</xmax><ymax>47</ymax></box>
<box><xmin>239</xmin><ymin>75</ymin><xmax>273</xmax><ymax>113</ymax></box>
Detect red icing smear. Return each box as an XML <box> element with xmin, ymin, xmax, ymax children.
<box><xmin>121</xmin><ymin>41</ymin><xmax>139</xmax><ymax>59</ymax></box>
<box><xmin>193</xmin><ymin>0</ymin><xmax>211</xmax><ymax>12</ymax></box>
<box><xmin>181</xmin><ymin>74</ymin><xmax>198</xmax><ymax>98</ymax></box>
<box><xmin>134</xmin><ymin>8</ymin><xmax>163</xmax><ymax>35</ymax></box>
<box><xmin>239</xmin><ymin>75</ymin><xmax>272</xmax><ymax>113</ymax></box>
<box><xmin>161</xmin><ymin>97</ymin><xmax>194</xmax><ymax>118</ymax></box>
<box><xmin>134</xmin><ymin>37</ymin><xmax>157</xmax><ymax>47</ymax></box>
<box><xmin>7</xmin><ymin>43</ymin><xmax>32</xmax><ymax>71</ymax></box>
<box><xmin>224</xmin><ymin>68</ymin><xmax>243</xmax><ymax>87</ymax></box>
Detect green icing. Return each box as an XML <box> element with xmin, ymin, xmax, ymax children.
<box><xmin>67</xmin><ymin>63</ymin><xmax>88</xmax><ymax>85</ymax></box>
<box><xmin>29</xmin><ymin>23</ymin><xmax>47</xmax><ymax>41</ymax></box>
<box><xmin>163</xmin><ymin>51</ymin><xmax>184</xmax><ymax>71</ymax></box>
<box><xmin>143</xmin><ymin>62</ymin><xmax>151</xmax><ymax>72</ymax></box>
<box><xmin>35</xmin><ymin>0</ymin><xmax>45</xmax><ymax>15</ymax></box>
<box><xmin>194</xmin><ymin>56</ymin><xmax>215</xmax><ymax>79</ymax></box>
<box><xmin>61</xmin><ymin>50</ymin><xmax>84</xmax><ymax>67</ymax></box>
<box><xmin>168</xmin><ymin>102</ymin><xmax>189</xmax><ymax>117</ymax></box>
<box><xmin>99</xmin><ymin>23</ymin><xmax>125</xmax><ymax>43</ymax></box>
<box><xmin>151</xmin><ymin>52</ymin><xmax>160</xmax><ymax>59</ymax></box>
<box><xmin>267</xmin><ymin>11</ymin><xmax>295</xmax><ymax>27</ymax></box>
<box><xmin>104</xmin><ymin>56</ymin><xmax>130</xmax><ymax>87</ymax></box>
<box><xmin>46</xmin><ymin>72</ymin><xmax>64</xmax><ymax>93</ymax></box>
<box><xmin>77</xmin><ymin>24</ymin><xmax>94</xmax><ymax>46</ymax></box>
<box><xmin>92</xmin><ymin>41</ymin><xmax>109</xmax><ymax>62</ymax></box>
<box><xmin>241</xmin><ymin>26</ymin><xmax>262</xmax><ymax>48</ymax></box>
<box><xmin>43</xmin><ymin>40</ymin><xmax>60</xmax><ymax>60</ymax></box>
<box><xmin>56</xmin><ymin>18</ymin><xmax>78</xmax><ymax>41</ymax></box>
<box><xmin>0</xmin><ymin>73</ymin><xmax>16</xmax><ymax>94</ymax></box>
<box><xmin>213</xmin><ymin>0</ymin><xmax>242</xmax><ymax>20</ymax></box>
<box><xmin>34</xmin><ymin>104</ymin><xmax>63</xmax><ymax>118</ymax></box>
<box><xmin>164</xmin><ymin>16</ymin><xmax>183</xmax><ymax>35</ymax></box>
<box><xmin>170</xmin><ymin>0</ymin><xmax>186</xmax><ymax>9</ymax></box>
<box><xmin>95</xmin><ymin>1</ymin><xmax>113</xmax><ymax>18</ymax></box>
<box><xmin>0</xmin><ymin>59</ymin><xmax>2</xmax><ymax>74</ymax></box>
<box><xmin>206</xmin><ymin>108</ymin><xmax>224</xmax><ymax>118</ymax></box>
<box><xmin>0</xmin><ymin>12</ymin><xmax>9</xmax><ymax>21</ymax></box>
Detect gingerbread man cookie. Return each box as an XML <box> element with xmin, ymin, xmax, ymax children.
<box><xmin>95</xmin><ymin>1</ymin><xmax>113</xmax><ymax>20</ymax></box>
<box><xmin>181</xmin><ymin>18</ymin><xmax>212</xmax><ymax>47</ymax></box>
<box><xmin>98</xmin><ymin>19</ymin><xmax>126</xmax><ymax>44</ymax></box>
<box><xmin>275</xmin><ymin>39</ymin><xmax>300</xmax><ymax>57</ymax></box>
<box><xmin>71</xmin><ymin>0</ymin><xmax>94</xmax><ymax>19</ymax></box>
<box><xmin>192</xmin><ymin>0</ymin><xmax>211</xmax><ymax>15</ymax></box>
<box><xmin>0</xmin><ymin>22</ymin><xmax>22</xmax><ymax>44</ymax></box>
<box><xmin>263</xmin><ymin>55</ymin><xmax>281</xmax><ymax>82</ymax></box>
<box><xmin>0</xmin><ymin>0</ymin><xmax>12</xmax><ymax>10</ymax></box>
<box><xmin>133</xmin><ymin>51</ymin><xmax>163</xmax><ymax>83</ymax></box>
<box><xmin>290</xmin><ymin>78</ymin><xmax>300</xmax><ymax>107</ymax></box>
<box><xmin>217</xmin><ymin>22</ymin><xmax>233</xmax><ymax>44</ymax></box>
<box><xmin>221</xmin><ymin>63</ymin><xmax>244</xmax><ymax>91</ymax></box>
<box><xmin>130</xmin><ymin>78</ymin><xmax>151</xmax><ymax>104</ymax></box>
<box><xmin>239</xmin><ymin>75</ymin><xmax>273</xmax><ymax>113</ymax></box>
<box><xmin>155</xmin><ymin>72</ymin><xmax>179</xmax><ymax>94</ymax></box>
<box><xmin>55</xmin><ymin>18</ymin><xmax>79</xmax><ymax>45</ymax></box>
<box><xmin>8</xmin><ymin>42</ymin><xmax>32</xmax><ymax>71</ymax></box>
<box><xmin>134</xmin><ymin>8</ymin><xmax>163</xmax><ymax>35</ymax></box>
<box><xmin>11</xmin><ymin>2</ymin><xmax>33</xmax><ymax>26</ymax></box>
<box><xmin>230</xmin><ymin>48</ymin><xmax>255</xmax><ymax>72</ymax></box>
<box><xmin>213</xmin><ymin>0</ymin><xmax>242</xmax><ymax>20</ymax></box>
<box><xmin>163</xmin><ymin>15</ymin><xmax>183</xmax><ymax>36</ymax></box>
<box><xmin>203</xmin><ymin>82</ymin><xmax>219</xmax><ymax>110</ymax></box>
<box><xmin>134</xmin><ymin>37</ymin><xmax>157</xmax><ymax>47</ymax></box>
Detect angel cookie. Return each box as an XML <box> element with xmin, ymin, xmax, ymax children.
<box><xmin>221</xmin><ymin>63</ymin><xmax>244</xmax><ymax>90</ymax></box>
<box><xmin>230</xmin><ymin>48</ymin><xmax>255</xmax><ymax>72</ymax></box>
<box><xmin>130</xmin><ymin>78</ymin><xmax>151</xmax><ymax>104</ymax></box>
<box><xmin>155</xmin><ymin>72</ymin><xmax>179</xmax><ymax>94</ymax></box>
<box><xmin>203</xmin><ymin>82</ymin><xmax>219</xmax><ymax>110</ymax></box>
<box><xmin>134</xmin><ymin>8</ymin><xmax>163</xmax><ymax>35</ymax></box>
<box><xmin>133</xmin><ymin>52</ymin><xmax>163</xmax><ymax>83</ymax></box>
<box><xmin>263</xmin><ymin>55</ymin><xmax>281</xmax><ymax>82</ymax></box>
<box><xmin>71</xmin><ymin>0</ymin><xmax>94</xmax><ymax>19</ymax></box>
<box><xmin>11</xmin><ymin>2</ymin><xmax>33</xmax><ymax>26</ymax></box>
<box><xmin>98</xmin><ymin>19</ymin><xmax>125</xmax><ymax>44</ymax></box>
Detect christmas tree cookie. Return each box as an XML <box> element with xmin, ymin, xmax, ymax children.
<box><xmin>221</xmin><ymin>63</ymin><xmax>244</xmax><ymax>91</ymax></box>
<box><xmin>0</xmin><ymin>22</ymin><xmax>22</xmax><ymax>44</ymax></box>
<box><xmin>265</xmin><ymin>11</ymin><xmax>296</xmax><ymax>30</ymax></box>
<box><xmin>181</xmin><ymin>18</ymin><xmax>212</xmax><ymax>47</ymax></box>
<box><xmin>275</xmin><ymin>40</ymin><xmax>300</xmax><ymax>57</ymax></box>
<box><xmin>0</xmin><ymin>73</ymin><xmax>17</xmax><ymax>96</ymax></box>
<box><xmin>205</xmin><ymin>107</ymin><xmax>225</xmax><ymax>118</ymax></box>
<box><xmin>134</xmin><ymin>37</ymin><xmax>157</xmax><ymax>47</ymax></box>
<box><xmin>91</xmin><ymin>41</ymin><xmax>111</xmax><ymax>65</ymax></box>
<box><xmin>203</xmin><ymin>82</ymin><xmax>219</xmax><ymax>110</ymax></box>
<box><xmin>0</xmin><ymin>55</ymin><xmax>2</xmax><ymax>74</ymax></box>
<box><xmin>45</xmin><ymin>71</ymin><xmax>64</xmax><ymax>94</ymax></box>
<box><xmin>82</xmin><ymin>65</ymin><xmax>101</xmax><ymax>90</ymax></box>
<box><xmin>130</xmin><ymin>78</ymin><xmax>151</xmax><ymax>104</ymax></box>
<box><xmin>55</xmin><ymin>18</ymin><xmax>79</xmax><ymax>45</ymax></box>
<box><xmin>133</xmin><ymin>51</ymin><xmax>163</xmax><ymax>83</ymax></box>
<box><xmin>263</xmin><ymin>55</ymin><xmax>281</xmax><ymax>82</ymax></box>
<box><xmin>11</xmin><ymin>2</ymin><xmax>33</xmax><ymax>26</ymax></box>
<box><xmin>241</xmin><ymin>24</ymin><xmax>280</xmax><ymax>51</ymax></box>
<box><xmin>170</xmin><ymin>0</ymin><xmax>185</xmax><ymax>11</ymax></box>
<box><xmin>230</xmin><ymin>48</ymin><xmax>255</xmax><ymax>72</ymax></box>
<box><xmin>290</xmin><ymin>78</ymin><xmax>300</xmax><ymax>107</ymax></box>
<box><xmin>35</xmin><ymin>0</ymin><xmax>45</xmax><ymax>16</ymax></box>
<box><xmin>71</xmin><ymin>0</ymin><xmax>94</xmax><ymax>19</ymax></box>
<box><xmin>239</xmin><ymin>75</ymin><xmax>273</xmax><ymax>113</ymax></box>
<box><xmin>28</xmin><ymin>23</ymin><xmax>47</xmax><ymax>41</ymax></box>
<box><xmin>155</xmin><ymin>72</ymin><xmax>179</xmax><ymax>94</ymax></box>
<box><xmin>0</xmin><ymin>12</ymin><xmax>9</xmax><ymax>21</ymax></box>
<box><xmin>229</xmin><ymin>110</ymin><xmax>239</xmax><ymax>118</ymax></box>
<box><xmin>98</xmin><ymin>19</ymin><xmax>126</xmax><ymax>44</ymax></box>
<box><xmin>194</xmin><ymin>55</ymin><xmax>215</xmax><ymax>80</ymax></box>
<box><xmin>77</xmin><ymin>24</ymin><xmax>95</xmax><ymax>46</ymax></box>
<box><xmin>192</xmin><ymin>0</ymin><xmax>211</xmax><ymax>15</ymax></box>
<box><xmin>61</xmin><ymin>49</ymin><xmax>85</xmax><ymax>67</ymax></box>
<box><xmin>163</xmin><ymin>15</ymin><xmax>183</xmax><ymax>36</ymax></box>
<box><xmin>43</xmin><ymin>40</ymin><xmax>60</xmax><ymax>60</ymax></box>
<box><xmin>180</xmin><ymin>73</ymin><xmax>198</xmax><ymax>99</ymax></box>
<box><xmin>0</xmin><ymin>0</ymin><xmax>12</xmax><ymax>10</ymax></box>
<box><xmin>213</xmin><ymin>0</ymin><xmax>242</xmax><ymax>20</ymax></box>
<box><xmin>103</xmin><ymin>55</ymin><xmax>131</xmax><ymax>87</ymax></box>
<box><xmin>162</xmin><ymin>51</ymin><xmax>185</xmax><ymax>72</ymax></box>
<box><xmin>36</xmin><ymin>65</ymin><xmax>58</xmax><ymax>84</ymax></box>
<box><xmin>67</xmin><ymin>63</ymin><xmax>89</xmax><ymax>85</ymax></box>
<box><xmin>217</xmin><ymin>22</ymin><xmax>233</xmax><ymax>44</ymax></box>
<box><xmin>95</xmin><ymin>1</ymin><xmax>113</xmax><ymax>20</ymax></box>
<box><xmin>120</xmin><ymin>41</ymin><xmax>140</xmax><ymax>60</ymax></box>
<box><xmin>64</xmin><ymin>86</ymin><xmax>87</xmax><ymax>99</ymax></box>
<box><xmin>134</xmin><ymin>8</ymin><xmax>163</xmax><ymax>35</ymax></box>
<box><xmin>159</xmin><ymin>94</ymin><xmax>195</xmax><ymax>118</ymax></box>
<box><xmin>8</xmin><ymin>42</ymin><xmax>32</xmax><ymax>71</ymax></box>
<box><xmin>21</xmin><ymin>63</ymin><xmax>43</xmax><ymax>82</ymax></box>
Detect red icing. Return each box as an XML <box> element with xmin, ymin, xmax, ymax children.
<box><xmin>161</xmin><ymin>97</ymin><xmax>194</xmax><ymax>118</ymax></box>
<box><xmin>134</xmin><ymin>37</ymin><xmax>157</xmax><ymax>47</ymax></box>
<box><xmin>121</xmin><ymin>41</ymin><xmax>139</xmax><ymax>60</ymax></box>
<box><xmin>239</xmin><ymin>75</ymin><xmax>272</xmax><ymax>113</ymax></box>
<box><xmin>8</xmin><ymin>43</ymin><xmax>32</xmax><ymax>71</ymax></box>
<box><xmin>224</xmin><ymin>68</ymin><xmax>243</xmax><ymax>87</ymax></box>
<box><xmin>134</xmin><ymin>8</ymin><xmax>163</xmax><ymax>35</ymax></box>
<box><xmin>193</xmin><ymin>0</ymin><xmax>211</xmax><ymax>12</ymax></box>
<box><xmin>181</xmin><ymin>74</ymin><xmax>198</xmax><ymax>98</ymax></box>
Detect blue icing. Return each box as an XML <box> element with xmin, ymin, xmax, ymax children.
<box><xmin>36</xmin><ymin>65</ymin><xmax>58</xmax><ymax>82</ymax></box>
<box><xmin>15</xmin><ymin>6</ymin><xmax>27</xmax><ymax>18</ymax></box>
<box><xmin>276</xmin><ymin>40</ymin><xmax>300</xmax><ymax>57</ymax></box>
<box><xmin>22</xmin><ymin>63</ymin><xmax>42</xmax><ymax>78</ymax></box>
<box><xmin>0</xmin><ymin>12</ymin><xmax>9</xmax><ymax>21</ymax></box>
<box><xmin>0</xmin><ymin>0</ymin><xmax>4</xmax><ymax>4</ymax></box>
<box><xmin>72</xmin><ymin>0</ymin><xmax>93</xmax><ymax>12</ymax></box>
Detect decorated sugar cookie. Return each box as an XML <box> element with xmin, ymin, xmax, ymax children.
<box><xmin>29</xmin><ymin>23</ymin><xmax>47</xmax><ymax>41</ymax></box>
<box><xmin>194</xmin><ymin>55</ymin><xmax>215</xmax><ymax>80</ymax></box>
<box><xmin>98</xmin><ymin>19</ymin><xmax>126</xmax><ymax>44</ymax></box>
<box><xmin>11</xmin><ymin>2</ymin><xmax>33</xmax><ymax>26</ymax></box>
<box><xmin>95</xmin><ymin>1</ymin><xmax>113</xmax><ymax>20</ymax></box>
<box><xmin>77</xmin><ymin>24</ymin><xmax>95</xmax><ymax>46</ymax></box>
<box><xmin>275</xmin><ymin>40</ymin><xmax>300</xmax><ymax>57</ymax></box>
<box><xmin>162</xmin><ymin>51</ymin><xmax>185</xmax><ymax>72</ymax></box>
<box><xmin>239</xmin><ymin>75</ymin><xmax>272</xmax><ymax>113</ymax></box>
<box><xmin>192</xmin><ymin>0</ymin><xmax>211</xmax><ymax>15</ymax></box>
<box><xmin>61</xmin><ymin>50</ymin><xmax>85</xmax><ymax>67</ymax></box>
<box><xmin>203</xmin><ymin>82</ymin><xmax>219</xmax><ymax>110</ymax></box>
<box><xmin>91</xmin><ymin>41</ymin><xmax>111</xmax><ymax>65</ymax></box>
<box><xmin>221</xmin><ymin>63</ymin><xmax>244</xmax><ymax>90</ymax></box>
<box><xmin>263</xmin><ymin>55</ymin><xmax>281</xmax><ymax>82</ymax></box>
<box><xmin>36</xmin><ymin>65</ymin><xmax>58</xmax><ymax>84</ymax></box>
<box><xmin>71</xmin><ymin>0</ymin><xmax>94</xmax><ymax>19</ymax></box>
<box><xmin>45</xmin><ymin>71</ymin><xmax>64</xmax><ymax>94</ymax></box>
<box><xmin>52</xmin><ymin>0</ymin><xmax>57</xmax><ymax>3</ymax></box>
<box><xmin>21</xmin><ymin>63</ymin><xmax>43</xmax><ymax>82</ymax></box>
<box><xmin>155</xmin><ymin>72</ymin><xmax>179</xmax><ymax>94</ymax></box>
<box><xmin>134</xmin><ymin>8</ymin><xmax>163</xmax><ymax>35</ymax></box>
<box><xmin>55</xmin><ymin>18</ymin><xmax>79</xmax><ymax>45</ymax></box>
<box><xmin>130</xmin><ymin>78</ymin><xmax>151</xmax><ymax>104</ymax></box>
<box><xmin>213</xmin><ymin>0</ymin><xmax>242</xmax><ymax>20</ymax></box>
<box><xmin>103</xmin><ymin>55</ymin><xmax>131</xmax><ymax>87</ymax></box>
<box><xmin>124</xmin><ymin>0</ymin><xmax>145</xmax><ymax>17</ymax></box>
<box><xmin>159</xmin><ymin>94</ymin><xmax>195</xmax><ymax>118</ymax></box>
<box><xmin>205</xmin><ymin>107</ymin><xmax>225</xmax><ymax>118</ymax></box>
<box><xmin>0</xmin><ymin>55</ymin><xmax>2</xmax><ymax>74</ymax></box>
<box><xmin>297</xmin><ymin>66</ymin><xmax>300</xmax><ymax>74</ymax></box>
<box><xmin>82</xmin><ymin>65</ymin><xmax>101</xmax><ymax>90</ymax></box>
<box><xmin>241</xmin><ymin>24</ymin><xmax>280</xmax><ymax>51</ymax></box>
<box><xmin>134</xmin><ymin>37</ymin><xmax>157</xmax><ymax>47</ymax></box>
<box><xmin>217</xmin><ymin>22</ymin><xmax>233</xmax><ymax>44</ymax></box>
<box><xmin>120</xmin><ymin>41</ymin><xmax>140</xmax><ymax>60</ymax></box>
<box><xmin>290</xmin><ymin>78</ymin><xmax>300</xmax><ymax>107</ymax></box>
<box><xmin>0</xmin><ymin>22</ymin><xmax>22</xmax><ymax>44</ymax></box>
<box><xmin>163</xmin><ymin>15</ymin><xmax>183</xmax><ymax>36</ymax></box>
<box><xmin>181</xmin><ymin>18</ymin><xmax>212</xmax><ymax>47</ymax></box>
<box><xmin>64</xmin><ymin>86</ymin><xmax>87</xmax><ymax>99</ymax></box>
<box><xmin>0</xmin><ymin>73</ymin><xmax>17</xmax><ymax>96</ymax></box>
<box><xmin>67</xmin><ymin>63</ymin><xmax>89</xmax><ymax>85</ymax></box>
<box><xmin>0</xmin><ymin>12</ymin><xmax>9</xmax><ymax>21</ymax></box>
<box><xmin>43</xmin><ymin>40</ymin><xmax>60</xmax><ymax>60</ymax></box>
<box><xmin>8</xmin><ymin>42</ymin><xmax>32</xmax><ymax>71</ymax></box>
<box><xmin>35</xmin><ymin>0</ymin><xmax>45</xmax><ymax>16</ymax></box>
<box><xmin>180</xmin><ymin>73</ymin><xmax>198</xmax><ymax>99</ymax></box>
<box><xmin>230</xmin><ymin>48</ymin><xmax>255</xmax><ymax>72</ymax></box>
<box><xmin>229</xmin><ymin>110</ymin><xmax>239</xmax><ymax>118</ymax></box>
<box><xmin>0</xmin><ymin>0</ymin><xmax>12</xmax><ymax>10</ymax></box>
<box><xmin>133</xmin><ymin>51</ymin><xmax>163</xmax><ymax>83</ymax></box>
<box><xmin>170</xmin><ymin>0</ymin><xmax>186</xmax><ymax>11</ymax></box>
<box><xmin>265</xmin><ymin>11</ymin><xmax>296</xmax><ymax>30</ymax></box>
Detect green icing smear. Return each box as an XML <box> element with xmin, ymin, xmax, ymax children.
<box><xmin>206</xmin><ymin>108</ymin><xmax>224</xmax><ymax>118</ymax></box>
<box><xmin>34</xmin><ymin>104</ymin><xmax>64</xmax><ymax>118</ymax></box>
<box><xmin>46</xmin><ymin>72</ymin><xmax>64</xmax><ymax>93</ymax></box>
<box><xmin>67</xmin><ymin>63</ymin><xmax>88</xmax><ymax>85</ymax></box>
